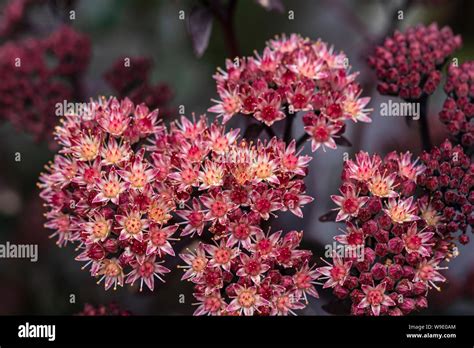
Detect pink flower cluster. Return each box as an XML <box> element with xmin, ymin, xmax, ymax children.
<box><xmin>0</xmin><ymin>25</ymin><xmax>90</xmax><ymax>141</ymax></box>
<box><xmin>417</xmin><ymin>140</ymin><xmax>473</xmax><ymax>245</ymax></box>
<box><xmin>209</xmin><ymin>33</ymin><xmax>372</xmax><ymax>151</ymax></box>
<box><xmin>320</xmin><ymin>150</ymin><xmax>457</xmax><ymax>315</ymax></box>
<box><xmin>179</xmin><ymin>230</ymin><xmax>318</xmax><ymax>316</ymax></box>
<box><xmin>368</xmin><ymin>23</ymin><xmax>462</xmax><ymax>99</ymax></box>
<box><xmin>38</xmin><ymin>96</ymin><xmax>314</xmax><ymax>293</ymax></box>
<box><xmin>440</xmin><ymin>61</ymin><xmax>474</xmax><ymax>149</ymax></box>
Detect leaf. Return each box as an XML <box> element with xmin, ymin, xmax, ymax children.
<box><xmin>254</xmin><ymin>0</ymin><xmax>285</xmax><ymax>13</ymax></box>
<box><xmin>335</xmin><ymin>136</ymin><xmax>352</xmax><ymax>147</ymax></box>
<box><xmin>187</xmin><ymin>6</ymin><xmax>214</xmax><ymax>58</ymax></box>
<box><xmin>319</xmin><ymin>210</ymin><xmax>338</xmax><ymax>222</ymax></box>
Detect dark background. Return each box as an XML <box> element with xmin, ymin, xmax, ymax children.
<box><xmin>0</xmin><ymin>0</ymin><xmax>473</xmax><ymax>315</ymax></box>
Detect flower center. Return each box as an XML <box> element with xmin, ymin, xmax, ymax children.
<box><xmin>223</xmin><ymin>96</ymin><xmax>241</xmax><ymax>114</ymax></box>
<box><xmin>276</xmin><ymin>295</ymin><xmax>291</xmax><ymax>311</ymax></box>
<box><xmin>92</xmin><ymin>220</ymin><xmax>110</xmax><ymax>239</ymax></box>
<box><xmin>419</xmin><ymin>265</ymin><xmax>434</xmax><ymax>281</ymax></box>
<box><xmin>244</xmin><ymin>260</ymin><xmax>262</xmax><ymax>276</ymax></box>
<box><xmin>129</xmin><ymin>169</ymin><xmax>147</xmax><ymax>189</ymax></box>
<box><xmin>243</xmin><ymin>96</ymin><xmax>257</xmax><ymax>112</ymax></box>
<box><xmin>125</xmin><ymin>217</ymin><xmax>142</xmax><ymax>235</ymax></box>
<box><xmin>80</xmin><ymin>141</ymin><xmax>100</xmax><ymax>161</ymax></box>
<box><xmin>148</xmin><ymin>204</ymin><xmax>170</xmax><ymax>224</ymax></box>
<box><xmin>295</xmin><ymin>272</ymin><xmax>311</xmax><ymax>290</ymax></box>
<box><xmin>256</xmin><ymin>239</ymin><xmax>272</xmax><ymax>255</ymax></box>
<box><xmin>369</xmin><ymin>179</ymin><xmax>389</xmax><ymax>197</ymax></box>
<box><xmin>56</xmin><ymin>214</ymin><xmax>70</xmax><ymax>232</ymax></box>
<box><xmin>192</xmin><ymin>257</ymin><xmax>207</xmax><ymax>272</ymax></box>
<box><xmin>212</xmin><ymin>137</ymin><xmax>228</xmax><ymax>153</ymax></box>
<box><xmin>312</xmin><ymin>126</ymin><xmax>329</xmax><ymax>142</ymax></box>
<box><xmin>64</xmin><ymin>163</ymin><xmax>78</xmax><ymax>180</ymax></box>
<box><xmin>342</xmin><ymin>198</ymin><xmax>359</xmax><ymax>214</ymax></box>
<box><xmin>211</xmin><ymin>201</ymin><xmax>228</xmax><ymax>218</ymax></box>
<box><xmin>367</xmin><ymin>289</ymin><xmax>383</xmax><ymax>305</ymax></box>
<box><xmin>255</xmin><ymin>162</ymin><xmax>273</xmax><ymax>180</ymax></box>
<box><xmin>104</xmin><ymin>260</ymin><xmax>122</xmax><ymax>277</ymax></box>
<box><xmin>204</xmin><ymin>295</ymin><xmax>222</xmax><ymax>312</ymax></box>
<box><xmin>138</xmin><ymin>262</ymin><xmax>154</xmax><ymax>277</ymax></box>
<box><xmin>261</xmin><ymin>106</ymin><xmax>277</xmax><ymax>121</ymax></box>
<box><xmin>150</xmin><ymin>230</ymin><xmax>167</xmax><ymax>246</ymax></box>
<box><xmin>214</xmin><ymin>248</ymin><xmax>231</xmax><ymax>264</ymax></box>
<box><xmin>405</xmin><ymin>235</ymin><xmax>421</xmax><ymax>250</ymax></box>
<box><xmin>189</xmin><ymin>211</ymin><xmax>204</xmax><ymax>227</ymax></box>
<box><xmin>347</xmin><ymin>232</ymin><xmax>364</xmax><ymax>245</ymax></box>
<box><xmin>104</xmin><ymin>148</ymin><xmax>121</xmax><ymax>164</ymax></box>
<box><xmin>330</xmin><ymin>266</ymin><xmax>346</xmax><ymax>281</ymax></box>
<box><xmin>103</xmin><ymin>180</ymin><xmax>120</xmax><ymax>198</ymax></box>
<box><xmin>188</xmin><ymin>146</ymin><xmax>204</xmax><ymax>162</ymax></box>
<box><xmin>237</xmin><ymin>290</ymin><xmax>256</xmax><ymax>308</ymax></box>
<box><xmin>233</xmin><ymin>224</ymin><xmax>250</xmax><ymax>240</ymax></box>
<box><xmin>203</xmin><ymin>168</ymin><xmax>223</xmax><ymax>187</ymax></box>
<box><xmin>293</xmin><ymin>93</ymin><xmax>307</xmax><ymax>108</ymax></box>
<box><xmin>282</xmin><ymin>154</ymin><xmax>298</xmax><ymax>171</ymax></box>
<box><xmin>181</xmin><ymin>168</ymin><xmax>197</xmax><ymax>185</ymax></box>
<box><xmin>232</xmin><ymin>164</ymin><xmax>253</xmax><ymax>185</ymax></box>
<box><xmin>255</xmin><ymin>198</ymin><xmax>271</xmax><ymax>214</ymax></box>
<box><xmin>387</xmin><ymin>207</ymin><xmax>410</xmax><ymax>224</ymax></box>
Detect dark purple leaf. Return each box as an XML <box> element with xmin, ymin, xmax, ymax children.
<box><xmin>254</xmin><ymin>0</ymin><xmax>285</xmax><ymax>13</ymax></box>
<box><xmin>335</xmin><ymin>136</ymin><xmax>352</xmax><ymax>147</ymax></box>
<box><xmin>319</xmin><ymin>210</ymin><xmax>338</xmax><ymax>222</ymax></box>
<box><xmin>187</xmin><ymin>6</ymin><xmax>214</xmax><ymax>58</ymax></box>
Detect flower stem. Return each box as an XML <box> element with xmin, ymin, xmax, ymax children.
<box><xmin>418</xmin><ymin>95</ymin><xmax>431</xmax><ymax>151</ymax></box>
<box><xmin>283</xmin><ymin>112</ymin><xmax>295</xmax><ymax>143</ymax></box>
<box><xmin>207</xmin><ymin>0</ymin><xmax>240</xmax><ymax>58</ymax></box>
<box><xmin>296</xmin><ymin>133</ymin><xmax>310</xmax><ymax>150</ymax></box>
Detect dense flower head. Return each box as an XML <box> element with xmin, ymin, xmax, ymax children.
<box><xmin>209</xmin><ymin>33</ymin><xmax>372</xmax><ymax>151</ymax></box>
<box><xmin>368</xmin><ymin>23</ymin><xmax>461</xmax><ymax>99</ymax></box>
<box><xmin>439</xmin><ymin>61</ymin><xmax>474</xmax><ymax>149</ymax></box>
<box><xmin>179</xmin><ymin>230</ymin><xmax>318</xmax><ymax>316</ymax></box>
<box><xmin>0</xmin><ymin>25</ymin><xmax>90</xmax><ymax>141</ymax></box>
<box><xmin>38</xmin><ymin>96</ymin><xmax>314</xmax><ymax>291</ymax></box>
<box><xmin>77</xmin><ymin>302</ymin><xmax>131</xmax><ymax>316</ymax></box>
<box><xmin>417</xmin><ymin>139</ymin><xmax>473</xmax><ymax>245</ymax></box>
<box><xmin>104</xmin><ymin>56</ymin><xmax>174</xmax><ymax>116</ymax></box>
<box><xmin>322</xmin><ymin>150</ymin><xmax>456</xmax><ymax>315</ymax></box>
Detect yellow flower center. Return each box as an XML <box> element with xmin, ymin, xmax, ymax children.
<box><xmin>369</xmin><ymin>178</ymin><xmax>390</xmax><ymax>197</ymax></box>
<box><xmin>255</xmin><ymin>162</ymin><xmax>272</xmax><ymax>180</ymax></box>
<box><xmin>203</xmin><ymin>168</ymin><xmax>223</xmax><ymax>187</ymax></box>
<box><xmin>148</xmin><ymin>203</ymin><xmax>171</xmax><ymax>224</ymax></box>
<box><xmin>92</xmin><ymin>220</ymin><xmax>110</xmax><ymax>239</ymax></box>
<box><xmin>191</xmin><ymin>257</ymin><xmax>207</xmax><ymax>272</ymax></box>
<box><xmin>103</xmin><ymin>148</ymin><xmax>122</xmax><ymax>165</ymax></box>
<box><xmin>237</xmin><ymin>289</ymin><xmax>256</xmax><ymax>308</ymax></box>
<box><xmin>103</xmin><ymin>180</ymin><xmax>120</xmax><ymax>198</ymax></box>
<box><xmin>129</xmin><ymin>170</ymin><xmax>147</xmax><ymax>189</ymax></box>
<box><xmin>103</xmin><ymin>260</ymin><xmax>122</xmax><ymax>277</ymax></box>
<box><xmin>124</xmin><ymin>217</ymin><xmax>142</xmax><ymax>235</ymax></box>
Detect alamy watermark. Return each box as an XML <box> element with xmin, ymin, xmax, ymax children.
<box><xmin>55</xmin><ymin>100</ymin><xmax>94</xmax><ymax>117</ymax></box>
<box><xmin>0</xmin><ymin>241</ymin><xmax>38</xmax><ymax>262</ymax></box>
<box><xmin>324</xmin><ymin>242</ymin><xmax>364</xmax><ymax>262</ymax></box>
<box><xmin>380</xmin><ymin>100</ymin><xmax>420</xmax><ymax>120</ymax></box>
